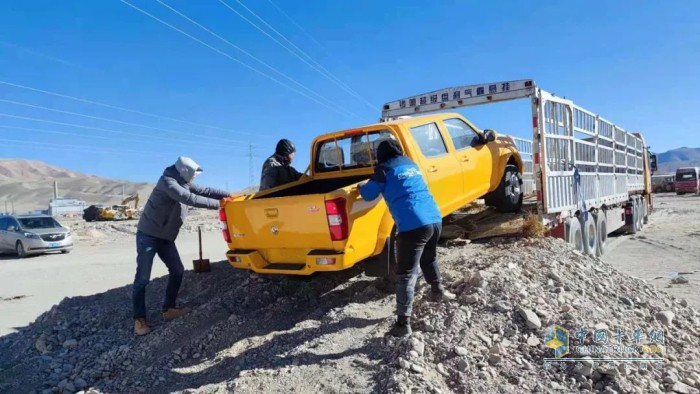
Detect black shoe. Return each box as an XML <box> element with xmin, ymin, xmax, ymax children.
<box><xmin>388</xmin><ymin>316</ymin><xmax>412</xmax><ymax>337</ymax></box>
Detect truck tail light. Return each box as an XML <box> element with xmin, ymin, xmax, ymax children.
<box><xmin>325</xmin><ymin>198</ymin><xmax>349</xmax><ymax>241</ymax></box>
<box><xmin>534</xmin><ymin>153</ymin><xmax>540</xmax><ymax>165</ymax></box>
<box><xmin>532</xmin><ymin>116</ymin><xmax>538</xmax><ymax>129</ymax></box>
<box><xmin>316</xmin><ymin>257</ymin><xmax>337</xmax><ymax>265</ymax></box>
<box><xmin>220</xmin><ymin>208</ymin><xmax>231</xmax><ymax>243</ymax></box>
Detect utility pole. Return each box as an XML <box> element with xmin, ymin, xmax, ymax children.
<box><xmin>122</xmin><ymin>184</ymin><xmax>125</xmax><ymax>201</ymax></box>
<box><xmin>11</xmin><ymin>201</ymin><xmax>14</xmax><ymax>214</ymax></box>
<box><xmin>248</xmin><ymin>143</ymin><xmax>254</xmax><ymax>187</ymax></box>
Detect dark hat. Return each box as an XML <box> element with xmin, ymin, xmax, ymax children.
<box><xmin>275</xmin><ymin>139</ymin><xmax>296</xmax><ymax>156</ymax></box>
<box><xmin>376</xmin><ymin>139</ymin><xmax>403</xmax><ymax>164</ymax></box>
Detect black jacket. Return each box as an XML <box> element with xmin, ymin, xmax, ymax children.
<box><xmin>259</xmin><ymin>154</ymin><xmax>303</xmax><ymax>191</ymax></box>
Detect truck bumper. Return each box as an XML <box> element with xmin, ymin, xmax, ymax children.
<box><xmin>226</xmin><ymin>249</ymin><xmax>356</xmax><ymax>275</ymax></box>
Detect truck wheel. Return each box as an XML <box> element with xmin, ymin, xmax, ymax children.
<box><xmin>594</xmin><ymin>211</ymin><xmax>607</xmax><ymax>257</ymax></box>
<box><xmin>566</xmin><ymin>217</ymin><xmax>584</xmax><ymax>254</ymax></box>
<box><xmin>580</xmin><ymin>213</ymin><xmax>597</xmax><ymax>257</ymax></box>
<box><xmin>486</xmin><ymin>165</ymin><xmax>523</xmax><ymax>213</ymax></box>
<box><xmin>642</xmin><ymin>198</ymin><xmax>649</xmax><ymax>224</ymax></box>
<box><xmin>635</xmin><ymin>199</ymin><xmax>644</xmax><ymax>231</ymax></box>
<box><xmin>373</xmin><ymin>227</ymin><xmax>399</xmax><ymax>294</ymax></box>
<box><xmin>16</xmin><ymin>241</ymin><xmax>27</xmax><ymax>259</ymax></box>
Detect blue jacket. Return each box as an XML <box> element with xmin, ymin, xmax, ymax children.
<box><xmin>359</xmin><ymin>156</ymin><xmax>442</xmax><ymax>232</ymax></box>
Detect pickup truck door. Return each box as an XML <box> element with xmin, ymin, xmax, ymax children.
<box><xmin>407</xmin><ymin>122</ymin><xmax>464</xmax><ymax>215</ymax></box>
<box><xmin>441</xmin><ymin>118</ymin><xmax>494</xmax><ymax>201</ymax></box>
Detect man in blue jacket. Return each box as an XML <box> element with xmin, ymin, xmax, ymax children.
<box><xmin>359</xmin><ymin>139</ymin><xmax>456</xmax><ymax>337</ymax></box>
<box><xmin>133</xmin><ymin>156</ymin><xmax>230</xmax><ymax>336</ymax></box>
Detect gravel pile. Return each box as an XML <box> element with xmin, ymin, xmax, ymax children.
<box><xmin>1</xmin><ymin>237</ymin><xmax>698</xmax><ymax>394</ymax></box>
<box><xmin>379</xmin><ymin>238</ymin><xmax>700</xmax><ymax>394</ymax></box>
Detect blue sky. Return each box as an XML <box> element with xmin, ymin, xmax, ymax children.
<box><xmin>1</xmin><ymin>0</ymin><xmax>698</xmax><ymax>191</ymax></box>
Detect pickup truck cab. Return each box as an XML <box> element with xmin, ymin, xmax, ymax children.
<box><xmin>219</xmin><ymin>112</ymin><xmax>524</xmax><ymax>278</ymax></box>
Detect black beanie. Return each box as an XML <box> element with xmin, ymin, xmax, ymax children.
<box><xmin>376</xmin><ymin>139</ymin><xmax>403</xmax><ymax>164</ymax></box>
<box><xmin>275</xmin><ymin>139</ymin><xmax>296</xmax><ymax>156</ymax></box>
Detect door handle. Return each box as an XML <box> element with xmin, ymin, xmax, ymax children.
<box><xmin>428</xmin><ymin>166</ymin><xmax>438</xmax><ymax>173</ymax></box>
<box><xmin>461</xmin><ymin>156</ymin><xmax>470</xmax><ymax>162</ymax></box>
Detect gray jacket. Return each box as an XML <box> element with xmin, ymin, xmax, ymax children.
<box><xmin>259</xmin><ymin>154</ymin><xmax>303</xmax><ymax>191</ymax></box>
<box><xmin>137</xmin><ymin>165</ymin><xmax>229</xmax><ymax>241</ymax></box>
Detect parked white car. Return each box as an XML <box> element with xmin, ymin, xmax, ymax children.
<box><xmin>0</xmin><ymin>214</ymin><xmax>73</xmax><ymax>258</ymax></box>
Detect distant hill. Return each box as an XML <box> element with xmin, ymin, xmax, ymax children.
<box><xmin>0</xmin><ymin>159</ymin><xmax>154</xmax><ymax>213</ymax></box>
<box><xmin>656</xmin><ymin>147</ymin><xmax>700</xmax><ymax>174</ymax></box>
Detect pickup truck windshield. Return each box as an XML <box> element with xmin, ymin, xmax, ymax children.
<box><xmin>315</xmin><ymin>129</ymin><xmax>395</xmax><ymax>173</ymax></box>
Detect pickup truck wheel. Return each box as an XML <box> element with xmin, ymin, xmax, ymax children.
<box><xmin>486</xmin><ymin>165</ymin><xmax>523</xmax><ymax>213</ymax></box>
<box><xmin>374</xmin><ymin>227</ymin><xmax>399</xmax><ymax>294</ymax></box>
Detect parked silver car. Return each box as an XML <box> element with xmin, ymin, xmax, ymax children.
<box><xmin>0</xmin><ymin>214</ymin><xmax>73</xmax><ymax>258</ymax></box>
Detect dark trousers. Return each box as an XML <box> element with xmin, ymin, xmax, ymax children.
<box><xmin>132</xmin><ymin>231</ymin><xmax>184</xmax><ymax>319</ymax></box>
<box><xmin>395</xmin><ymin>223</ymin><xmax>442</xmax><ymax>317</ymax></box>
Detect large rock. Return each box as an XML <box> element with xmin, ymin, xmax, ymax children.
<box><xmin>655</xmin><ymin>311</ymin><xmax>675</xmax><ymax>326</ymax></box>
<box><xmin>518</xmin><ymin>307</ymin><xmax>542</xmax><ymax>329</ymax></box>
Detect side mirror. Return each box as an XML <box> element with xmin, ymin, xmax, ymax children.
<box><xmin>483</xmin><ymin>129</ymin><xmax>496</xmax><ymax>143</ymax></box>
<box><xmin>7</xmin><ymin>226</ymin><xmax>16</xmax><ymax>232</ymax></box>
<box><xmin>649</xmin><ymin>154</ymin><xmax>658</xmax><ymax>172</ymax></box>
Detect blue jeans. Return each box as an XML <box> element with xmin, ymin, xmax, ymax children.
<box><xmin>132</xmin><ymin>231</ymin><xmax>184</xmax><ymax>319</ymax></box>
<box><xmin>395</xmin><ymin>223</ymin><xmax>442</xmax><ymax>317</ymax></box>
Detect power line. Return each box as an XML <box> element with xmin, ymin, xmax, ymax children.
<box><xmin>156</xmin><ymin>0</ymin><xmax>356</xmax><ymax>119</ymax></box>
<box><xmin>0</xmin><ymin>79</ymin><xmax>272</xmax><ymax>138</ymax></box>
<box><xmin>0</xmin><ymin>137</ymin><xmax>217</xmax><ymax>157</ymax></box>
<box><xmin>0</xmin><ymin>98</ymin><xmax>255</xmax><ymax>145</ymax></box>
<box><xmin>222</xmin><ymin>0</ymin><xmax>376</xmax><ymax>112</ymax></box>
<box><xmin>0</xmin><ymin>113</ymin><xmax>260</xmax><ymax>151</ymax></box>
<box><xmin>0</xmin><ymin>124</ymin><xmax>257</xmax><ymax>153</ymax></box>
<box><xmin>118</xmin><ymin>0</ymin><xmax>359</xmax><ymax>120</ymax></box>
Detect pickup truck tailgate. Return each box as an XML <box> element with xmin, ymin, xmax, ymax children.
<box><xmin>226</xmin><ymin>195</ymin><xmax>335</xmax><ymax>250</ymax></box>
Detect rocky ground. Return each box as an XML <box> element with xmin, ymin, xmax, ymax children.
<box><xmin>1</xmin><ymin>195</ymin><xmax>699</xmax><ymax>394</ymax></box>
<box><xmin>61</xmin><ymin>210</ymin><xmax>222</xmax><ymax>247</ymax></box>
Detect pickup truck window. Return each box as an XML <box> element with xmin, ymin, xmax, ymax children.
<box><xmin>315</xmin><ymin>130</ymin><xmax>395</xmax><ymax>173</ymax></box>
<box><xmin>444</xmin><ymin>118</ymin><xmax>481</xmax><ymax>150</ymax></box>
<box><xmin>410</xmin><ymin>122</ymin><xmax>448</xmax><ymax>158</ymax></box>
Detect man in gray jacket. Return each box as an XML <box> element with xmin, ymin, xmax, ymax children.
<box><xmin>133</xmin><ymin>156</ymin><xmax>229</xmax><ymax>336</ymax></box>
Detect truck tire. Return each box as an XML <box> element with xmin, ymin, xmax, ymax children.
<box><xmin>373</xmin><ymin>227</ymin><xmax>399</xmax><ymax>294</ymax></box>
<box><xmin>635</xmin><ymin>198</ymin><xmax>644</xmax><ymax>231</ymax></box>
<box><xmin>16</xmin><ymin>241</ymin><xmax>27</xmax><ymax>259</ymax></box>
<box><xmin>566</xmin><ymin>217</ymin><xmax>584</xmax><ymax>254</ymax></box>
<box><xmin>594</xmin><ymin>211</ymin><xmax>607</xmax><ymax>257</ymax></box>
<box><xmin>580</xmin><ymin>213</ymin><xmax>597</xmax><ymax>257</ymax></box>
<box><xmin>642</xmin><ymin>198</ymin><xmax>649</xmax><ymax>225</ymax></box>
<box><xmin>485</xmin><ymin>165</ymin><xmax>523</xmax><ymax>213</ymax></box>
<box><xmin>628</xmin><ymin>199</ymin><xmax>639</xmax><ymax>234</ymax></box>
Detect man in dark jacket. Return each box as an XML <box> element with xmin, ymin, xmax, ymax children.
<box><xmin>259</xmin><ymin>138</ymin><xmax>303</xmax><ymax>191</ymax></box>
<box><xmin>359</xmin><ymin>139</ymin><xmax>456</xmax><ymax>337</ymax></box>
<box><xmin>133</xmin><ymin>156</ymin><xmax>229</xmax><ymax>336</ymax></box>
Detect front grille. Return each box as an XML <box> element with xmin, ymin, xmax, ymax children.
<box><xmin>41</xmin><ymin>233</ymin><xmax>66</xmax><ymax>242</ymax></box>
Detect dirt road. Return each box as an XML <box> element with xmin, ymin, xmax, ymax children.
<box><xmin>0</xmin><ymin>231</ymin><xmax>225</xmax><ymax>336</ymax></box>
<box><xmin>605</xmin><ymin>193</ymin><xmax>700</xmax><ymax>308</ymax></box>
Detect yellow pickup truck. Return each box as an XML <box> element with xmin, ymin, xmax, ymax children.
<box><xmin>219</xmin><ymin>112</ymin><xmax>524</xmax><ymax>280</ymax></box>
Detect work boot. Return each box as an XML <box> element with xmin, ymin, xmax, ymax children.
<box><xmin>388</xmin><ymin>316</ymin><xmax>412</xmax><ymax>337</ymax></box>
<box><xmin>134</xmin><ymin>319</ymin><xmax>151</xmax><ymax>336</ymax></box>
<box><xmin>162</xmin><ymin>307</ymin><xmax>191</xmax><ymax>321</ymax></box>
<box><xmin>428</xmin><ymin>283</ymin><xmax>457</xmax><ymax>302</ymax></box>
